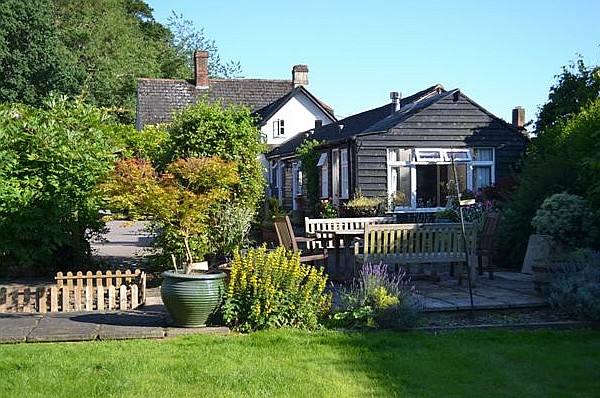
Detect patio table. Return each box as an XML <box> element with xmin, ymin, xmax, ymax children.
<box><xmin>315</xmin><ymin>229</ymin><xmax>364</xmax><ymax>279</ymax></box>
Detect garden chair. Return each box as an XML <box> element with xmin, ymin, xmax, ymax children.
<box><xmin>273</xmin><ymin>216</ymin><xmax>329</xmax><ymax>265</ymax></box>
<box><xmin>477</xmin><ymin>212</ymin><xmax>500</xmax><ymax>279</ymax></box>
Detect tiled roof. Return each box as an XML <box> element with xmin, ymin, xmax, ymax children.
<box><xmin>136</xmin><ymin>77</ymin><xmax>295</xmax><ymax>129</ymax></box>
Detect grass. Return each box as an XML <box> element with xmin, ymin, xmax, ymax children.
<box><xmin>0</xmin><ymin>328</ymin><xmax>598</xmax><ymax>397</ymax></box>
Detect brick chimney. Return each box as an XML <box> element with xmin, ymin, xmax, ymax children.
<box><xmin>512</xmin><ymin>106</ymin><xmax>525</xmax><ymax>129</ymax></box>
<box><xmin>194</xmin><ymin>50</ymin><xmax>209</xmax><ymax>88</ymax></box>
<box><xmin>292</xmin><ymin>65</ymin><xmax>308</xmax><ymax>87</ymax></box>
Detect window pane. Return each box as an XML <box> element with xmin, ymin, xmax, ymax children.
<box><xmin>321</xmin><ymin>164</ymin><xmax>329</xmax><ymax>197</ymax></box>
<box><xmin>341</xmin><ymin>151</ymin><xmax>349</xmax><ymax>199</ymax></box>
<box><xmin>416</xmin><ymin>164</ymin><xmax>467</xmax><ymax>207</ymax></box>
<box><xmin>390</xmin><ymin>148</ymin><xmax>412</xmax><ymax>162</ymax></box>
<box><xmin>473</xmin><ymin>166</ymin><xmax>492</xmax><ymax>190</ymax></box>
<box><xmin>415</xmin><ymin>149</ymin><xmax>443</xmax><ymax>162</ymax></box>
<box><xmin>473</xmin><ymin>148</ymin><xmax>493</xmax><ymax>161</ymax></box>
<box><xmin>391</xmin><ymin>166</ymin><xmax>411</xmax><ymax>206</ymax></box>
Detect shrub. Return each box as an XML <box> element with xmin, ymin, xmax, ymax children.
<box><xmin>223</xmin><ymin>246</ymin><xmax>331</xmax><ymax>332</ymax></box>
<box><xmin>531</xmin><ymin>192</ymin><xmax>596</xmax><ymax>249</ymax></box>
<box><xmin>0</xmin><ymin>98</ymin><xmax>116</xmax><ymax>273</ymax></box>
<box><xmin>330</xmin><ymin>262</ymin><xmax>420</xmax><ymax>330</ymax></box>
<box><xmin>548</xmin><ymin>250</ymin><xmax>600</xmax><ymax>320</ymax></box>
<box><xmin>165</xmin><ymin>100</ymin><xmax>266</xmax><ymax>212</ymax></box>
<box><xmin>318</xmin><ymin>199</ymin><xmax>338</xmax><ymax>218</ymax></box>
<box><xmin>343</xmin><ymin>194</ymin><xmax>385</xmax><ymax>217</ymax></box>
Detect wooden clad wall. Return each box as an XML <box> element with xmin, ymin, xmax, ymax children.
<box><xmin>354</xmin><ymin>93</ymin><xmax>527</xmax><ymax>197</ymax></box>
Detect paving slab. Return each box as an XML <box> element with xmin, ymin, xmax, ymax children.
<box><xmin>70</xmin><ymin>312</ymin><xmax>168</xmax><ymax>340</ymax></box>
<box><xmin>0</xmin><ymin>314</ymin><xmax>40</xmax><ymax>343</ymax></box>
<box><xmin>27</xmin><ymin>313</ymin><xmax>100</xmax><ymax>343</ymax></box>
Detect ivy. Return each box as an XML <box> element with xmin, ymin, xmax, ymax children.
<box><xmin>296</xmin><ymin>139</ymin><xmax>321</xmax><ymax>217</ymax></box>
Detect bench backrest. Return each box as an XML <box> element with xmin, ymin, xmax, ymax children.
<box><xmin>361</xmin><ymin>223</ymin><xmax>477</xmax><ymax>265</ymax></box>
<box><xmin>305</xmin><ymin>216</ymin><xmax>395</xmax><ymax>249</ymax></box>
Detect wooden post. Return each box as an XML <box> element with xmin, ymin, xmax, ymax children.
<box><xmin>56</xmin><ymin>272</ymin><xmax>64</xmax><ymax>289</ymax></box>
<box><xmin>37</xmin><ymin>287</ymin><xmax>47</xmax><ymax>313</ymax></box>
<box><xmin>108</xmin><ymin>285</ymin><xmax>115</xmax><ymax>310</ymax></box>
<box><xmin>61</xmin><ymin>286</ymin><xmax>70</xmax><ymax>312</ymax></box>
<box><xmin>50</xmin><ymin>287</ymin><xmax>58</xmax><ymax>312</ymax></box>
<box><xmin>131</xmin><ymin>285</ymin><xmax>138</xmax><ymax>309</ymax></box>
<box><xmin>96</xmin><ymin>270</ymin><xmax>103</xmax><ymax>287</ymax></box>
<box><xmin>119</xmin><ymin>285</ymin><xmax>128</xmax><ymax>309</ymax></box>
<box><xmin>85</xmin><ymin>286</ymin><xmax>93</xmax><ymax>311</ymax></box>
<box><xmin>115</xmin><ymin>270</ymin><xmax>122</xmax><ymax>288</ymax></box>
<box><xmin>97</xmin><ymin>285</ymin><xmax>104</xmax><ymax>311</ymax></box>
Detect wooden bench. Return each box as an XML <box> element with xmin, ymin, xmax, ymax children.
<box><xmin>354</xmin><ymin>223</ymin><xmax>478</xmax><ymax>284</ymax></box>
<box><xmin>304</xmin><ymin>216</ymin><xmax>395</xmax><ymax>249</ymax></box>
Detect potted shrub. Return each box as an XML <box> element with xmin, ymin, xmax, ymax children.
<box><xmin>529</xmin><ymin>192</ymin><xmax>597</xmax><ymax>296</ymax></box>
<box><xmin>435</xmin><ymin>208</ymin><xmax>459</xmax><ymax>223</ymax></box>
<box><xmin>343</xmin><ymin>193</ymin><xmax>384</xmax><ymax>217</ymax></box>
<box><xmin>101</xmin><ymin>157</ymin><xmax>246</xmax><ymax>326</ymax></box>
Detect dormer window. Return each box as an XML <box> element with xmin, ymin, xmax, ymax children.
<box><xmin>273</xmin><ymin>120</ymin><xmax>285</xmax><ymax>137</ymax></box>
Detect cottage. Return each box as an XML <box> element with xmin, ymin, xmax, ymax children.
<box><xmin>267</xmin><ymin>85</ymin><xmax>528</xmax><ymax>214</ymax></box>
<box><xmin>135</xmin><ymin>51</ymin><xmax>336</xmax><ymax>150</ymax></box>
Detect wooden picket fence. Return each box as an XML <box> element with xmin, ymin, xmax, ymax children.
<box><xmin>0</xmin><ymin>269</ymin><xmax>146</xmax><ymax>313</ymax></box>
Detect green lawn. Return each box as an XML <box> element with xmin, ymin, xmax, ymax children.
<box><xmin>0</xmin><ymin>328</ymin><xmax>598</xmax><ymax>397</ymax></box>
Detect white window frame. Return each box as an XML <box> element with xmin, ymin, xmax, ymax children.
<box><xmin>272</xmin><ymin>120</ymin><xmax>285</xmax><ymax>137</ymax></box>
<box><xmin>387</xmin><ymin>147</ymin><xmax>480</xmax><ymax>210</ymax></box>
<box><xmin>387</xmin><ymin>148</ymin><xmax>416</xmax><ymax>208</ymax></box>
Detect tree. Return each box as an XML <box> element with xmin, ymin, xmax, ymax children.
<box><xmin>0</xmin><ymin>97</ymin><xmax>118</xmax><ymax>274</ymax></box>
<box><xmin>536</xmin><ymin>57</ymin><xmax>600</xmax><ymax>133</ymax></box>
<box><xmin>166</xmin><ymin>12</ymin><xmax>242</xmax><ymax>79</ymax></box>
<box><xmin>53</xmin><ymin>0</ymin><xmax>178</xmax><ymax>121</ymax></box>
<box><xmin>499</xmin><ymin>98</ymin><xmax>600</xmax><ymax>266</ymax></box>
<box><xmin>101</xmin><ymin>157</ymin><xmax>240</xmax><ymax>270</ymax></box>
<box><xmin>165</xmin><ymin>100</ymin><xmax>265</xmax><ymax>210</ymax></box>
<box><xmin>498</xmin><ymin>55</ymin><xmax>600</xmax><ymax>267</ymax></box>
<box><xmin>0</xmin><ymin>0</ymin><xmax>76</xmax><ymax>105</ymax></box>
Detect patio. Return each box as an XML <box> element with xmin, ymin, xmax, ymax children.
<box><xmin>322</xmin><ymin>249</ymin><xmax>546</xmax><ymax>311</ymax></box>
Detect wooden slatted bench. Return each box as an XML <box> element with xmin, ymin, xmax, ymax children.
<box><xmin>354</xmin><ymin>223</ymin><xmax>478</xmax><ymax>284</ymax></box>
<box><xmin>304</xmin><ymin>216</ymin><xmax>395</xmax><ymax>249</ymax></box>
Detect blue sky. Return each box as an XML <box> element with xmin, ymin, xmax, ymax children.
<box><xmin>146</xmin><ymin>0</ymin><xmax>599</xmax><ymax>126</ymax></box>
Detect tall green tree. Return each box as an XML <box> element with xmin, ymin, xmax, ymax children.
<box><xmin>53</xmin><ymin>0</ymin><xmax>177</xmax><ymax>120</ymax></box>
<box><xmin>0</xmin><ymin>0</ymin><xmax>75</xmax><ymax>105</ymax></box>
<box><xmin>535</xmin><ymin>57</ymin><xmax>600</xmax><ymax>133</ymax></box>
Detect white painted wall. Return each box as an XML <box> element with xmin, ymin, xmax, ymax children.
<box><xmin>260</xmin><ymin>91</ymin><xmax>335</xmax><ymax>146</ymax></box>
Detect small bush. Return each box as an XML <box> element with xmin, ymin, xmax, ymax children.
<box><xmin>318</xmin><ymin>199</ymin><xmax>338</xmax><ymax>218</ymax></box>
<box><xmin>343</xmin><ymin>194</ymin><xmax>385</xmax><ymax>217</ymax></box>
<box><xmin>330</xmin><ymin>262</ymin><xmax>420</xmax><ymax>330</ymax></box>
<box><xmin>223</xmin><ymin>246</ymin><xmax>331</xmax><ymax>332</ymax></box>
<box><xmin>531</xmin><ymin>192</ymin><xmax>596</xmax><ymax>249</ymax></box>
<box><xmin>548</xmin><ymin>250</ymin><xmax>600</xmax><ymax>321</ymax></box>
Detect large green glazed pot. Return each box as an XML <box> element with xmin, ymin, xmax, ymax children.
<box><xmin>161</xmin><ymin>271</ymin><xmax>226</xmax><ymax>327</ymax></box>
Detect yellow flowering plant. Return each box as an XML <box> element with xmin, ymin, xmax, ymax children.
<box><xmin>223</xmin><ymin>246</ymin><xmax>331</xmax><ymax>332</ymax></box>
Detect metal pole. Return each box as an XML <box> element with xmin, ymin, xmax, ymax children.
<box><xmin>450</xmin><ymin>152</ymin><xmax>475</xmax><ymax>308</ymax></box>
